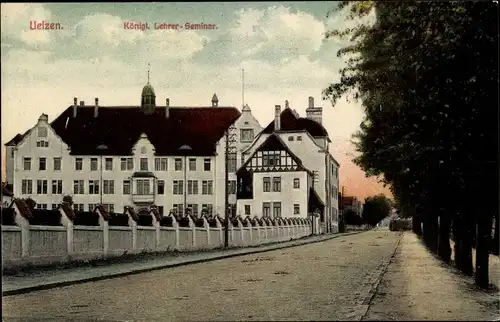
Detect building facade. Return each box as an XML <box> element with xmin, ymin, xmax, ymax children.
<box><xmin>236</xmin><ymin>98</ymin><xmax>340</xmax><ymax>233</ymax></box>
<box><xmin>341</xmin><ymin>196</ymin><xmax>363</xmax><ymax>217</ymax></box>
<box><xmin>4</xmin><ymin>81</ymin><xmax>262</xmax><ymax>217</ymax></box>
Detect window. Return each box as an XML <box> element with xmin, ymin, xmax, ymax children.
<box><xmin>189</xmin><ymin>158</ymin><xmax>196</xmax><ymax>171</ymax></box>
<box><xmin>262</xmin><ymin>152</ymin><xmax>280</xmax><ymax>167</ymax></box>
<box><xmin>36</xmin><ymin>140</ymin><xmax>49</xmax><ymax>147</ymax></box>
<box><xmin>23</xmin><ymin>157</ymin><xmax>31</xmax><ymax>171</ymax></box>
<box><xmin>52</xmin><ymin>180</ymin><xmax>62</xmax><ymax>194</ymax></box>
<box><xmin>244</xmin><ymin>205</ymin><xmax>251</xmax><ymax>215</ymax></box>
<box><xmin>38</xmin><ymin>127</ymin><xmax>47</xmax><ymax>137</ymax></box>
<box><xmin>90</xmin><ymin>158</ymin><xmax>98</xmax><ymax>171</ymax></box>
<box><xmin>272</xmin><ymin>177</ymin><xmax>281</xmax><ymax>192</ymax></box>
<box><xmin>187</xmin><ymin>204</ymin><xmax>199</xmax><ymax>216</ymax></box>
<box><xmin>105</xmin><ymin>158</ymin><xmax>113</xmax><ymax>171</ymax></box>
<box><xmin>155</xmin><ymin>158</ymin><xmax>168</xmax><ymax>171</ymax></box>
<box><xmin>173</xmin><ymin>204</ymin><xmax>184</xmax><ymax>215</ymax></box>
<box><xmin>288</xmin><ymin>136</ymin><xmax>294</xmax><ymax>141</ymax></box>
<box><xmin>294</xmin><ymin>204</ymin><xmax>300</xmax><ymax>215</ymax></box>
<box><xmin>158</xmin><ymin>206</ymin><xmax>164</xmax><ymax>215</ymax></box>
<box><xmin>263</xmin><ymin>177</ymin><xmax>271</xmax><ymax>192</ymax></box>
<box><xmin>74</xmin><ymin>180</ymin><xmax>84</xmax><ymax>194</ymax></box>
<box><xmin>100</xmin><ymin>204</ymin><xmax>114</xmax><ymax>213</ymax></box>
<box><xmin>39</xmin><ymin>157</ymin><xmax>46</xmax><ymax>171</ymax></box>
<box><xmin>103</xmin><ymin>180</ymin><xmax>115</xmax><ymax>194</ymax></box>
<box><xmin>240</xmin><ymin>129</ymin><xmax>254</xmax><ymax>142</ymax></box>
<box><xmin>203</xmin><ymin>158</ymin><xmax>211</xmax><ymax>171</ymax></box>
<box><xmin>201</xmin><ymin>204</ymin><xmax>213</xmax><ymax>216</ymax></box>
<box><xmin>297</xmin><ymin>136</ymin><xmax>302</xmax><ymax>141</ymax></box>
<box><xmin>173</xmin><ymin>180</ymin><xmax>184</xmax><ymax>195</ymax></box>
<box><xmin>137</xmin><ymin>179</ymin><xmax>151</xmax><ymax>195</ymax></box>
<box><xmin>53</xmin><ymin>157</ymin><xmax>61</xmax><ymax>171</ymax></box>
<box><xmin>262</xmin><ymin>202</ymin><xmax>271</xmax><ymax>217</ymax></box>
<box><xmin>202</xmin><ymin>180</ymin><xmax>213</xmax><ymax>195</ymax></box>
<box><xmin>89</xmin><ymin>180</ymin><xmax>100</xmax><ymax>194</ymax></box>
<box><xmin>89</xmin><ymin>204</ymin><xmax>96</xmax><ymax>212</ymax></box>
<box><xmin>140</xmin><ymin>158</ymin><xmax>148</xmax><ymax>171</ymax></box>
<box><xmin>273</xmin><ymin>202</ymin><xmax>282</xmax><ymax>218</ymax></box>
<box><xmin>293</xmin><ymin>178</ymin><xmax>300</xmax><ymax>189</ymax></box>
<box><xmin>36</xmin><ymin>180</ymin><xmax>48</xmax><ymax>194</ymax></box>
<box><xmin>22</xmin><ymin>179</ymin><xmax>33</xmax><ymax>194</ymax></box>
<box><xmin>37</xmin><ymin>204</ymin><xmax>48</xmax><ymax>210</ymax></box>
<box><xmin>121</xmin><ymin>158</ymin><xmax>133</xmax><ymax>171</ymax></box>
<box><xmin>228</xmin><ymin>153</ymin><xmax>237</xmax><ymax>172</ymax></box>
<box><xmin>75</xmin><ymin>158</ymin><xmax>83</xmax><ymax>170</ymax></box>
<box><xmin>123</xmin><ymin>180</ymin><xmax>130</xmax><ymax>194</ymax></box>
<box><xmin>157</xmin><ymin>180</ymin><xmax>165</xmax><ymax>194</ymax></box>
<box><xmin>74</xmin><ymin>204</ymin><xmax>85</xmax><ymax>212</ymax></box>
<box><xmin>51</xmin><ymin>204</ymin><xmax>58</xmax><ymax>210</ymax></box>
<box><xmin>188</xmin><ymin>180</ymin><xmax>198</xmax><ymax>195</ymax></box>
<box><xmin>174</xmin><ymin>158</ymin><xmax>182</xmax><ymax>171</ymax></box>
<box><xmin>228</xmin><ymin>180</ymin><xmax>237</xmax><ymax>194</ymax></box>
<box><xmin>141</xmin><ymin>146</ymin><xmax>146</xmax><ymax>154</ymax></box>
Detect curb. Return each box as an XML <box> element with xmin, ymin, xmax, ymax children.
<box><xmin>358</xmin><ymin>232</ymin><xmax>404</xmax><ymax>321</ymax></box>
<box><xmin>3</xmin><ymin>231</ymin><xmax>365</xmax><ymax>296</ymax></box>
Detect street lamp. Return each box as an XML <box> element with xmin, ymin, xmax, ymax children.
<box><xmin>178</xmin><ymin>144</ymin><xmax>192</xmax><ymax>216</ymax></box>
<box><xmin>96</xmin><ymin>144</ymin><xmax>108</xmax><ymax>205</ymax></box>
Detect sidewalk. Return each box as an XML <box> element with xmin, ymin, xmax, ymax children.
<box><xmin>363</xmin><ymin>232</ymin><xmax>500</xmax><ymax>321</ymax></box>
<box><xmin>2</xmin><ymin>231</ymin><xmax>361</xmax><ymax>296</ymax></box>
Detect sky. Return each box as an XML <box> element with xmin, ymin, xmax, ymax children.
<box><xmin>1</xmin><ymin>2</ymin><xmax>391</xmax><ymax>201</ymax></box>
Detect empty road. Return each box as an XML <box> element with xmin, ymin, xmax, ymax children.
<box><xmin>3</xmin><ymin>230</ymin><xmax>401</xmax><ymax>321</ymax></box>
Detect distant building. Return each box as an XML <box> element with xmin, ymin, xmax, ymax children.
<box><xmin>236</xmin><ymin>98</ymin><xmax>340</xmax><ymax>233</ymax></box>
<box><xmin>341</xmin><ymin>196</ymin><xmax>362</xmax><ymax>217</ymax></box>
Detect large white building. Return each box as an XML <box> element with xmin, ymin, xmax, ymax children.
<box><xmin>236</xmin><ymin>98</ymin><xmax>340</xmax><ymax>233</ymax></box>
<box><xmin>4</xmin><ymin>80</ymin><xmax>262</xmax><ymax>217</ymax></box>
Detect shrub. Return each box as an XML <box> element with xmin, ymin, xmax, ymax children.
<box><xmin>137</xmin><ymin>214</ymin><xmax>153</xmax><ymax>226</ymax></box>
<box><xmin>29</xmin><ymin>210</ymin><xmax>62</xmax><ymax>226</ymax></box>
<box><xmin>389</xmin><ymin>219</ymin><xmax>412</xmax><ymax>231</ymax></box>
<box><xmin>194</xmin><ymin>217</ymin><xmax>205</xmax><ymax>227</ymax></box>
<box><xmin>208</xmin><ymin>217</ymin><xmax>218</xmax><ymax>228</ymax></box>
<box><xmin>178</xmin><ymin>216</ymin><xmax>191</xmax><ymax>227</ymax></box>
<box><xmin>73</xmin><ymin>211</ymin><xmax>100</xmax><ymax>226</ymax></box>
<box><xmin>108</xmin><ymin>213</ymin><xmax>130</xmax><ymax>226</ymax></box>
<box><xmin>2</xmin><ymin>208</ymin><xmax>16</xmax><ymax>225</ymax></box>
<box><xmin>160</xmin><ymin>216</ymin><xmax>174</xmax><ymax>227</ymax></box>
<box><xmin>231</xmin><ymin>219</ymin><xmax>240</xmax><ymax>227</ymax></box>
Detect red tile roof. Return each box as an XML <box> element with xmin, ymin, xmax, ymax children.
<box><xmin>6</xmin><ymin>106</ymin><xmax>241</xmax><ymax>156</ymax></box>
<box><xmin>262</xmin><ymin>108</ymin><xmax>329</xmax><ymax>137</ymax></box>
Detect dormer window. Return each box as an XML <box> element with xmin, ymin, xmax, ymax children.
<box><xmin>38</xmin><ymin>127</ymin><xmax>47</xmax><ymax>138</ymax></box>
<box><xmin>240</xmin><ymin>129</ymin><xmax>254</xmax><ymax>143</ymax></box>
<box><xmin>288</xmin><ymin>136</ymin><xmax>294</xmax><ymax>141</ymax></box>
<box><xmin>297</xmin><ymin>136</ymin><xmax>302</xmax><ymax>141</ymax></box>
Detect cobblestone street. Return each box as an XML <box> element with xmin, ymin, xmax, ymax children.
<box><xmin>3</xmin><ymin>231</ymin><xmax>400</xmax><ymax>321</ymax></box>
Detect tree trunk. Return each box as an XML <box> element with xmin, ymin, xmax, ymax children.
<box><xmin>452</xmin><ymin>217</ymin><xmax>462</xmax><ymax>269</ymax></box>
<box><xmin>459</xmin><ymin>214</ymin><xmax>474</xmax><ymax>276</ymax></box>
<box><xmin>437</xmin><ymin>213</ymin><xmax>451</xmax><ymax>263</ymax></box>
<box><xmin>428</xmin><ymin>215</ymin><xmax>439</xmax><ymax>253</ymax></box>
<box><xmin>413</xmin><ymin>214</ymin><xmax>422</xmax><ymax>236</ymax></box>
<box><xmin>422</xmin><ymin>214</ymin><xmax>431</xmax><ymax>245</ymax></box>
<box><xmin>492</xmin><ymin>212</ymin><xmax>499</xmax><ymax>255</ymax></box>
<box><xmin>475</xmin><ymin>213</ymin><xmax>492</xmax><ymax>289</ymax></box>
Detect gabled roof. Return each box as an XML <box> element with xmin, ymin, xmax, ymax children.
<box><xmin>5</xmin><ymin>106</ymin><xmax>240</xmax><ymax>156</ymax></box>
<box><xmin>5</xmin><ymin>131</ymin><xmax>29</xmax><ymax>146</ymax></box>
<box><xmin>262</xmin><ymin>108</ymin><xmax>329</xmax><ymax>138</ymax></box>
<box><xmin>236</xmin><ymin>133</ymin><xmax>313</xmax><ymax>175</ymax></box>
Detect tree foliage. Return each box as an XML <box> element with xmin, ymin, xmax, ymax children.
<box><xmin>324</xmin><ymin>1</ymin><xmax>498</xmax><ymax>289</ymax></box>
<box><xmin>362</xmin><ymin>194</ymin><xmax>392</xmax><ymax>226</ymax></box>
<box><xmin>344</xmin><ymin>209</ymin><xmax>363</xmax><ymax>225</ymax></box>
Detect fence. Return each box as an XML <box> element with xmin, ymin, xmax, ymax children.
<box><xmin>2</xmin><ymin>202</ymin><xmax>313</xmax><ymax>269</ymax></box>
<box><xmin>345</xmin><ymin>224</ymin><xmax>373</xmax><ymax>231</ymax></box>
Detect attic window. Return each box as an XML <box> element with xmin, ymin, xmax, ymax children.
<box><xmin>141</xmin><ymin>147</ymin><xmax>146</xmax><ymax>154</ymax></box>
<box><xmin>38</xmin><ymin>127</ymin><xmax>48</xmax><ymax>138</ymax></box>
<box><xmin>288</xmin><ymin>136</ymin><xmax>294</xmax><ymax>141</ymax></box>
<box><xmin>297</xmin><ymin>136</ymin><xmax>302</xmax><ymax>141</ymax></box>
<box><xmin>244</xmin><ymin>121</ymin><xmax>249</xmax><ymax>125</ymax></box>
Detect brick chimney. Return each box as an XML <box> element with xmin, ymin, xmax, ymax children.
<box><xmin>305</xmin><ymin>96</ymin><xmax>323</xmax><ymax>125</ymax></box>
<box><xmin>73</xmin><ymin>97</ymin><xmax>78</xmax><ymax>118</ymax></box>
<box><xmin>94</xmin><ymin>98</ymin><xmax>99</xmax><ymax>118</ymax></box>
<box><xmin>166</xmin><ymin>98</ymin><xmax>170</xmax><ymax>118</ymax></box>
<box><xmin>274</xmin><ymin>105</ymin><xmax>281</xmax><ymax>131</ymax></box>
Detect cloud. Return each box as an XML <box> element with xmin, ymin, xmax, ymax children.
<box><xmin>1</xmin><ymin>3</ymin><xmax>53</xmax><ymax>46</ymax></box>
<box><xmin>193</xmin><ymin>6</ymin><xmax>326</xmax><ymax>66</ymax></box>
